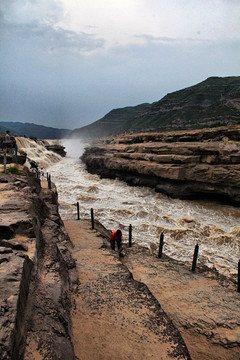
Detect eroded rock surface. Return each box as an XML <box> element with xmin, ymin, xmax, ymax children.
<box><xmin>81</xmin><ymin>126</ymin><xmax>240</xmax><ymax>206</ymax></box>
<box><xmin>0</xmin><ymin>170</ymin><xmax>192</xmax><ymax>360</ymax></box>
<box><xmin>0</xmin><ymin>170</ymin><xmax>76</xmax><ymax>360</ymax></box>
<box><xmin>121</xmin><ymin>245</ymin><xmax>240</xmax><ymax>360</ymax></box>
<box><xmin>0</xmin><ymin>248</ymin><xmax>33</xmax><ymax>360</ymax></box>
<box><xmin>44</xmin><ymin>144</ymin><xmax>66</xmax><ymax>157</ymax></box>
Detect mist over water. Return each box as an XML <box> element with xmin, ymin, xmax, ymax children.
<box><xmin>17</xmin><ymin>138</ymin><xmax>240</xmax><ymax>278</ymax></box>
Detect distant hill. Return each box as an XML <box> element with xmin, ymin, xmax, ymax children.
<box><xmin>0</xmin><ymin>124</ymin><xmax>9</xmax><ymax>135</ymax></box>
<box><xmin>70</xmin><ymin>76</ymin><xmax>240</xmax><ymax>138</ymax></box>
<box><xmin>70</xmin><ymin>103</ymin><xmax>152</xmax><ymax>138</ymax></box>
<box><xmin>0</xmin><ymin>122</ymin><xmax>71</xmax><ymax>139</ymax></box>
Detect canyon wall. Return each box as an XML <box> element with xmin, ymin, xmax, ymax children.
<box><xmin>0</xmin><ymin>170</ymin><xmax>77</xmax><ymax>360</ymax></box>
<box><xmin>81</xmin><ymin>126</ymin><xmax>240</xmax><ymax>206</ymax></box>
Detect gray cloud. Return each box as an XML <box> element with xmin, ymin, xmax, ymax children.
<box><xmin>0</xmin><ymin>22</ymin><xmax>105</xmax><ymax>54</ymax></box>
<box><xmin>134</xmin><ymin>34</ymin><xmax>212</xmax><ymax>44</ymax></box>
<box><xmin>0</xmin><ymin>0</ymin><xmax>63</xmax><ymax>26</ymax></box>
<box><xmin>134</xmin><ymin>34</ymin><xmax>179</xmax><ymax>43</ymax></box>
<box><xmin>0</xmin><ymin>0</ymin><xmax>239</xmax><ymax>130</ymax></box>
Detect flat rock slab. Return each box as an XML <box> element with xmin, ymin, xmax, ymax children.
<box><xmin>64</xmin><ymin>220</ymin><xmax>190</xmax><ymax>360</ymax></box>
<box><xmin>121</xmin><ymin>246</ymin><xmax>240</xmax><ymax>360</ymax></box>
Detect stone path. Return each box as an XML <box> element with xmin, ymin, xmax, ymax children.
<box><xmin>63</xmin><ymin>219</ymin><xmax>191</xmax><ymax>360</ymax></box>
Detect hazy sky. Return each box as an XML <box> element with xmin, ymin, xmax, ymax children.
<box><xmin>0</xmin><ymin>0</ymin><xmax>239</xmax><ymax>130</ymax></box>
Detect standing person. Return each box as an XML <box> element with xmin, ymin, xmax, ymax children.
<box><xmin>40</xmin><ymin>168</ymin><xmax>44</xmax><ymax>180</ymax></box>
<box><xmin>110</xmin><ymin>229</ymin><xmax>122</xmax><ymax>251</ymax></box>
<box><xmin>5</xmin><ymin>130</ymin><xmax>11</xmax><ymax>153</ymax></box>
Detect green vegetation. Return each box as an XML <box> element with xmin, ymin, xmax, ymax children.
<box><xmin>7</xmin><ymin>165</ymin><xmax>22</xmax><ymax>175</ymax></box>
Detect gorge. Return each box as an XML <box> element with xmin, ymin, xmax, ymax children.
<box><xmin>1</xmin><ymin>133</ymin><xmax>240</xmax><ymax>360</ymax></box>
<box><xmin>81</xmin><ymin>125</ymin><xmax>240</xmax><ymax>206</ymax></box>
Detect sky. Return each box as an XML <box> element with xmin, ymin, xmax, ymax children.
<box><xmin>0</xmin><ymin>0</ymin><xmax>239</xmax><ymax>130</ymax></box>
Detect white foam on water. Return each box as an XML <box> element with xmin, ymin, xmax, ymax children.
<box><xmin>18</xmin><ymin>138</ymin><xmax>240</xmax><ymax>278</ymax></box>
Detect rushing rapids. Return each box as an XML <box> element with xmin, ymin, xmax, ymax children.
<box><xmin>16</xmin><ymin>137</ymin><xmax>62</xmax><ymax>168</ymax></box>
<box><xmin>17</xmin><ymin>137</ymin><xmax>240</xmax><ymax>279</ymax></box>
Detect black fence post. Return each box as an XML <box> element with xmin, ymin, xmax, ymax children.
<box><xmin>238</xmin><ymin>260</ymin><xmax>240</xmax><ymax>292</ymax></box>
<box><xmin>158</xmin><ymin>232</ymin><xmax>164</xmax><ymax>258</ymax></box>
<box><xmin>129</xmin><ymin>224</ymin><xmax>132</xmax><ymax>247</ymax></box>
<box><xmin>191</xmin><ymin>243</ymin><xmax>199</xmax><ymax>272</ymax></box>
<box><xmin>14</xmin><ymin>144</ymin><xmax>18</xmax><ymax>164</ymax></box>
<box><xmin>91</xmin><ymin>208</ymin><xmax>94</xmax><ymax>230</ymax></box>
<box><xmin>47</xmin><ymin>172</ymin><xmax>49</xmax><ymax>181</ymax></box>
<box><xmin>48</xmin><ymin>174</ymin><xmax>52</xmax><ymax>189</ymax></box>
<box><xmin>4</xmin><ymin>152</ymin><xmax>7</xmax><ymax>174</ymax></box>
<box><xmin>77</xmin><ymin>202</ymin><xmax>80</xmax><ymax>220</ymax></box>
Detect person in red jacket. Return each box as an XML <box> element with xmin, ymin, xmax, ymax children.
<box><xmin>110</xmin><ymin>229</ymin><xmax>122</xmax><ymax>251</ymax></box>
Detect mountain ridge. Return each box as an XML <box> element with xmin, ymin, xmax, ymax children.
<box><xmin>0</xmin><ymin>121</ymin><xmax>71</xmax><ymax>139</ymax></box>
<box><xmin>70</xmin><ymin>76</ymin><xmax>240</xmax><ymax>138</ymax></box>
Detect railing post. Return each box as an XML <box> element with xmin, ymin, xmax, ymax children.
<box><xmin>77</xmin><ymin>202</ymin><xmax>80</xmax><ymax>220</ymax></box>
<box><xmin>4</xmin><ymin>152</ymin><xmax>7</xmax><ymax>174</ymax></box>
<box><xmin>91</xmin><ymin>208</ymin><xmax>94</xmax><ymax>230</ymax></box>
<box><xmin>14</xmin><ymin>144</ymin><xmax>18</xmax><ymax>164</ymax></box>
<box><xmin>158</xmin><ymin>232</ymin><xmax>164</xmax><ymax>258</ymax></box>
<box><xmin>129</xmin><ymin>224</ymin><xmax>132</xmax><ymax>247</ymax></box>
<box><xmin>191</xmin><ymin>243</ymin><xmax>199</xmax><ymax>272</ymax></box>
<box><xmin>48</xmin><ymin>174</ymin><xmax>52</xmax><ymax>189</ymax></box>
<box><xmin>238</xmin><ymin>260</ymin><xmax>240</xmax><ymax>292</ymax></box>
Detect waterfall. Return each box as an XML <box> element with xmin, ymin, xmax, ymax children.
<box><xmin>16</xmin><ymin>137</ymin><xmax>62</xmax><ymax>169</ymax></box>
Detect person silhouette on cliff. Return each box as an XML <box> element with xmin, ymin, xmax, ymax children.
<box><xmin>5</xmin><ymin>130</ymin><xmax>11</xmax><ymax>153</ymax></box>
<box><xmin>110</xmin><ymin>229</ymin><xmax>122</xmax><ymax>251</ymax></box>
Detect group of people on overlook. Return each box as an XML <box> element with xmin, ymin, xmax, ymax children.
<box><xmin>30</xmin><ymin>164</ymin><xmax>45</xmax><ymax>180</ymax></box>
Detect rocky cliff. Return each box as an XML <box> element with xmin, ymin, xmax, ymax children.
<box><xmin>81</xmin><ymin>125</ymin><xmax>240</xmax><ymax>206</ymax></box>
<box><xmin>1</xmin><ymin>155</ymin><xmax>239</xmax><ymax>359</ymax></box>
<box><xmin>41</xmin><ymin>142</ymin><xmax>67</xmax><ymax>157</ymax></box>
<box><xmin>0</xmin><ymin>170</ymin><xmax>77</xmax><ymax>360</ymax></box>
<box><xmin>0</xmin><ymin>168</ymin><xmax>192</xmax><ymax>360</ymax></box>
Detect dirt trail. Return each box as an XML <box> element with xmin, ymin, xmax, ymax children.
<box><xmin>64</xmin><ymin>219</ymin><xmax>191</xmax><ymax>360</ymax></box>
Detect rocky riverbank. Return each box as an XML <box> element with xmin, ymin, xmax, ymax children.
<box><xmin>1</xmin><ymin>167</ymin><xmax>240</xmax><ymax>359</ymax></box>
<box><xmin>0</xmin><ymin>169</ymin><xmax>77</xmax><ymax>359</ymax></box>
<box><xmin>0</xmin><ymin>169</ymin><xmax>192</xmax><ymax>360</ymax></box>
<box><xmin>81</xmin><ymin>125</ymin><xmax>240</xmax><ymax>206</ymax></box>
